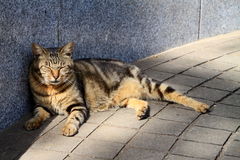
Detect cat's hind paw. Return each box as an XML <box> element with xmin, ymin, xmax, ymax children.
<box><xmin>62</xmin><ymin>124</ymin><xmax>78</xmax><ymax>137</ymax></box>
<box><xmin>195</xmin><ymin>103</ymin><xmax>210</xmax><ymax>113</ymax></box>
<box><xmin>136</xmin><ymin>106</ymin><xmax>149</xmax><ymax>120</ymax></box>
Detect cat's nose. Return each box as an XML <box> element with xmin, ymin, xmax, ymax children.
<box><xmin>52</xmin><ymin>70</ymin><xmax>59</xmax><ymax>79</ymax></box>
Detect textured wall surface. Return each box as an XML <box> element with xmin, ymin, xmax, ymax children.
<box><xmin>200</xmin><ymin>0</ymin><xmax>240</xmax><ymax>39</ymax></box>
<box><xmin>0</xmin><ymin>0</ymin><xmax>239</xmax><ymax>131</ymax></box>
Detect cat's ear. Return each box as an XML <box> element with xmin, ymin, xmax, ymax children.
<box><xmin>60</xmin><ymin>42</ymin><xmax>74</xmax><ymax>57</ymax></box>
<box><xmin>31</xmin><ymin>43</ymin><xmax>48</xmax><ymax>59</ymax></box>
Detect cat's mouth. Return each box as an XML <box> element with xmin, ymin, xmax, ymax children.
<box><xmin>50</xmin><ymin>80</ymin><xmax>61</xmax><ymax>85</ymax></box>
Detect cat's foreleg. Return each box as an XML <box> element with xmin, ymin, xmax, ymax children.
<box><xmin>159</xmin><ymin>84</ymin><xmax>209</xmax><ymax>113</ymax></box>
<box><xmin>62</xmin><ymin>105</ymin><xmax>88</xmax><ymax>136</ymax></box>
<box><xmin>25</xmin><ymin>106</ymin><xmax>52</xmax><ymax>130</ymax></box>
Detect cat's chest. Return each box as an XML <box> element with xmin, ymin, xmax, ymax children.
<box><xmin>39</xmin><ymin>87</ymin><xmax>72</xmax><ymax>114</ymax></box>
<box><xmin>48</xmin><ymin>95</ymin><xmax>65</xmax><ymax>114</ymax></box>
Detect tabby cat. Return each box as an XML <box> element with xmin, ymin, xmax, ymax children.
<box><xmin>25</xmin><ymin>42</ymin><xmax>209</xmax><ymax>136</ymax></box>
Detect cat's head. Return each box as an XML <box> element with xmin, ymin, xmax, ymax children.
<box><xmin>31</xmin><ymin>42</ymin><xmax>75</xmax><ymax>85</ymax></box>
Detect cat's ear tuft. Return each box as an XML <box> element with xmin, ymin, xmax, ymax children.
<box><xmin>31</xmin><ymin>43</ymin><xmax>47</xmax><ymax>59</ymax></box>
<box><xmin>60</xmin><ymin>42</ymin><xmax>74</xmax><ymax>57</ymax></box>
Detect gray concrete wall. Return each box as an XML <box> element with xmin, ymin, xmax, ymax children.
<box><xmin>0</xmin><ymin>0</ymin><xmax>239</xmax><ymax>131</ymax></box>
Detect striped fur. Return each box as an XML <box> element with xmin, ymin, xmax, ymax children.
<box><xmin>25</xmin><ymin>42</ymin><xmax>209</xmax><ymax>136</ymax></box>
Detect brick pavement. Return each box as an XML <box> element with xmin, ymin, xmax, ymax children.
<box><xmin>0</xmin><ymin>31</ymin><xmax>240</xmax><ymax>160</ymax></box>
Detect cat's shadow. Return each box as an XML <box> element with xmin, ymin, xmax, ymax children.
<box><xmin>0</xmin><ymin>113</ymin><xmax>61</xmax><ymax>159</ymax></box>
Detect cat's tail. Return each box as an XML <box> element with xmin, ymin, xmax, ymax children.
<box><xmin>141</xmin><ymin>77</ymin><xmax>209</xmax><ymax>113</ymax></box>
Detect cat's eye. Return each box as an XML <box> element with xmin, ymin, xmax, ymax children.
<box><xmin>40</xmin><ymin>66</ymin><xmax>51</xmax><ymax>72</ymax></box>
<box><xmin>60</xmin><ymin>66</ymin><xmax>71</xmax><ymax>73</ymax></box>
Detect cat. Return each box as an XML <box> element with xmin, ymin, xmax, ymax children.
<box><xmin>25</xmin><ymin>42</ymin><xmax>209</xmax><ymax>136</ymax></box>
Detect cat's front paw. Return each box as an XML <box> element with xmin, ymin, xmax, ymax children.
<box><xmin>25</xmin><ymin>118</ymin><xmax>42</xmax><ymax>130</ymax></box>
<box><xmin>195</xmin><ymin>103</ymin><xmax>210</xmax><ymax>113</ymax></box>
<box><xmin>62</xmin><ymin>124</ymin><xmax>78</xmax><ymax>137</ymax></box>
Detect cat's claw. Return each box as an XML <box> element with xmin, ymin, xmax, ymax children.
<box><xmin>62</xmin><ymin>124</ymin><xmax>78</xmax><ymax>137</ymax></box>
<box><xmin>136</xmin><ymin>106</ymin><xmax>148</xmax><ymax>120</ymax></box>
<box><xmin>195</xmin><ymin>103</ymin><xmax>210</xmax><ymax>113</ymax></box>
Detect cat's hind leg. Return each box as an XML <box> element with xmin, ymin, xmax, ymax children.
<box><xmin>120</xmin><ymin>98</ymin><xmax>149</xmax><ymax>120</ymax></box>
<box><xmin>111</xmin><ymin>78</ymin><xmax>148</xmax><ymax>119</ymax></box>
<box><xmin>152</xmin><ymin>83</ymin><xmax>209</xmax><ymax>113</ymax></box>
<box><xmin>25</xmin><ymin>106</ymin><xmax>52</xmax><ymax>130</ymax></box>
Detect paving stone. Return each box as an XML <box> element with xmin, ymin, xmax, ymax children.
<box><xmin>183</xmin><ymin>66</ymin><xmax>221</xmax><ymax>79</ymax></box>
<box><xmin>148</xmin><ymin>100</ymin><xmax>167</xmax><ymax>117</ymax></box>
<box><xmin>214</xmin><ymin>54</ymin><xmax>240</xmax><ymax>65</ymax></box>
<box><xmin>170</xmin><ymin>56</ymin><xmax>207</xmax><ymax>67</ymax></box>
<box><xmin>0</xmin><ymin>128</ymin><xmax>39</xmax><ymax>151</ymax></box>
<box><xmin>144</xmin><ymin>69</ymin><xmax>174</xmax><ymax>82</ymax></box>
<box><xmin>205</xmin><ymin>39</ymin><xmax>240</xmax><ymax>55</ymax></box>
<box><xmin>165</xmin><ymin>44</ymin><xmax>201</xmax><ymax>56</ymax></box>
<box><xmin>116</xmin><ymin>147</ymin><xmax>166</xmax><ymax>160</ymax></box>
<box><xmin>65</xmin><ymin>154</ymin><xmax>102</xmax><ymax>160</ymax></box>
<box><xmin>225</xmin><ymin>140</ymin><xmax>240</xmax><ymax>157</ymax></box>
<box><xmin>19</xmin><ymin>148</ymin><xmax>68</xmax><ymax>160</ymax></box>
<box><xmin>141</xmin><ymin>118</ymin><xmax>188</xmax><ymax>136</ymax></box>
<box><xmin>187</xmin><ymin>87</ymin><xmax>230</xmax><ymax>101</ymax></box>
<box><xmin>202</xmin><ymin>78</ymin><xmax>240</xmax><ymax>92</ymax></box>
<box><xmin>133</xmin><ymin>55</ymin><xmax>170</xmax><ymax>70</ymax></box>
<box><xmin>198</xmin><ymin>60</ymin><xmax>236</xmax><ymax>71</ymax></box>
<box><xmin>87</xmin><ymin>110</ymin><xmax>116</xmax><ymax>124</ymax></box>
<box><xmin>49</xmin><ymin>119</ymin><xmax>67</xmax><ymax>135</ymax></box>
<box><xmin>167</xmin><ymin>154</ymin><xmax>203</xmax><ymax>160</ymax></box>
<box><xmin>219</xmin><ymin>155</ymin><xmax>240</xmax><ymax>160</ymax></box>
<box><xmin>129</xmin><ymin>132</ymin><xmax>177</xmax><ymax>151</ymax></box>
<box><xmin>235</xmin><ymin>89</ymin><xmax>240</xmax><ymax>95</ymax></box>
<box><xmin>233</xmin><ymin>65</ymin><xmax>240</xmax><ymax>72</ymax></box>
<box><xmin>210</xmin><ymin>104</ymin><xmax>240</xmax><ymax>119</ymax></box>
<box><xmin>172</xmin><ymin>140</ymin><xmax>222</xmax><ymax>159</ymax></box>
<box><xmin>103</xmin><ymin>108</ymin><xmax>147</xmax><ymax>129</ymax></box>
<box><xmin>183</xmin><ymin>126</ymin><xmax>231</xmax><ymax>145</ymax></box>
<box><xmin>221</xmin><ymin>94</ymin><xmax>240</xmax><ymax>107</ymax></box>
<box><xmin>165</xmin><ymin>74</ymin><xmax>207</xmax><ymax>87</ymax></box>
<box><xmin>73</xmin><ymin>139</ymin><xmax>124</xmax><ymax>159</ymax></box>
<box><xmin>195</xmin><ymin>114</ymin><xmax>240</xmax><ymax>131</ymax></box>
<box><xmin>187</xmin><ymin>49</ymin><xmax>224</xmax><ymax>60</ymax></box>
<box><xmin>151</xmin><ymin>62</ymin><xmax>190</xmax><ymax>74</ymax></box>
<box><xmin>155</xmin><ymin>105</ymin><xmax>200</xmax><ymax>123</ymax></box>
<box><xmin>0</xmin><ymin>114</ymin><xmax>39</xmax><ymax>151</ymax></box>
<box><xmin>231</xmin><ymin>50</ymin><xmax>240</xmax><ymax>56</ymax></box>
<box><xmin>218</xmin><ymin>70</ymin><xmax>240</xmax><ymax>82</ymax></box>
<box><xmin>234</xmin><ymin>130</ymin><xmax>240</xmax><ymax>141</ymax></box>
<box><xmin>76</xmin><ymin>123</ymin><xmax>99</xmax><ymax>138</ymax></box>
<box><xmin>0</xmin><ymin>149</ymin><xmax>21</xmax><ymax>160</ymax></box>
<box><xmin>157</xmin><ymin>48</ymin><xmax>191</xmax><ymax>59</ymax></box>
<box><xmin>31</xmin><ymin>133</ymin><xmax>83</xmax><ymax>152</ymax></box>
<box><xmin>88</xmin><ymin>125</ymin><xmax>137</xmax><ymax>143</ymax></box>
